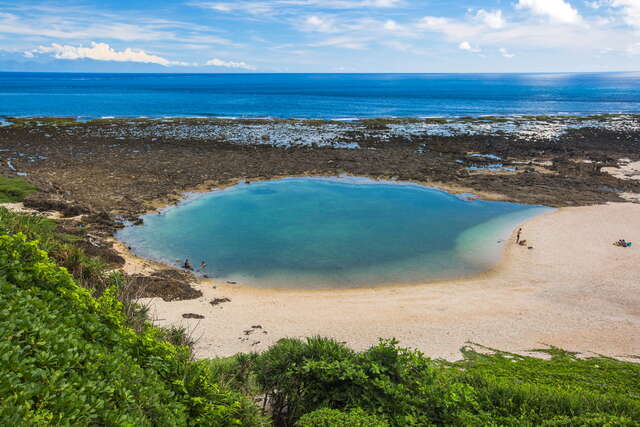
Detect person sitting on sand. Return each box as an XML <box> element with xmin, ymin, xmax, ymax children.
<box><xmin>614</xmin><ymin>239</ymin><xmax>632</xmax><ymax>248</ymax></box>
<box><xmin>183</xmin><ymin>258</ymin><xmax>193</xmax><ymax>270</ymax></box>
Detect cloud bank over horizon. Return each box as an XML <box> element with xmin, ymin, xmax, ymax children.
<box><xmin>0</xmin><ymin>0</ymin><xmax>639</xmax><ymax>72</ymax></box>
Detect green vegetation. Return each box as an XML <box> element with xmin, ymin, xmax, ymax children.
<box><xmin>424</xmin><ymin>117</ymin><xmax>450</xmax><ymax>124</ymax></box>
<box><xmin>0</xmin><ymin>177</ymin><xmax>36</xmax><ymax>203</ymax></box>
<box><xmin>7</xmin><ymin>117</ymin><xmax>81</xmax><ymax>127</ymax></box>
<box><xmin>359</xmin><ymin>118</ymin><xmax>423</xmax><ymax>128</ymax></box>
<box><xmin>5</xmin><ymin>113</ymin><xmax>639</xmax><ymax>131</ymax></box>
<box><xmin>296</xmin><ymin>408</ymin><xmax>389</xmax><ymax>426</ymax></box>
<box><xmin>0</xmin><ymin>207</ymin><xmax>639</xmax><ymax>426</ymax></box>
<box><xmin>0</xmin><ymin>207</ymin><xmax>110</xmax><ymax>291</ymax></box>
<box><xmin>243</xmin><ymin>337</ymin><xmax>640</xmax><ymax>426</ymax></box>
<box><xmin>0</xmin><ymin>232</ymin><xmax>267</xmax><ymax>426</ymax></box>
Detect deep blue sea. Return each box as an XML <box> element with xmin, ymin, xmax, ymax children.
<box><xmin>1</xmin><ymin>72</ymin><xmax>639</xmax><ymax>119</ymax></box>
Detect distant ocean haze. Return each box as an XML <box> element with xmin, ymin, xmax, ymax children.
<box><xmin>0</xmin><ymin>72</ymin><xmax>639</xmax><ymax>119</ymax></box>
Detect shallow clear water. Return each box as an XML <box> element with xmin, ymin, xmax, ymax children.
<box><xmin>117</xmin><ymin>177</ymin><xmax>552</xmax><ymax>289</ymax></box>
<box><xmin>1</xmin><ymin>72</ymin><xmax>639</xmax><ymax>119</ymax></box>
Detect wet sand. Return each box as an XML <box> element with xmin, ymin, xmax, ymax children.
<box><xmin>135</xmin><ymin>203</ymin><xmax>640</xmax><ymax>360</ymax></box>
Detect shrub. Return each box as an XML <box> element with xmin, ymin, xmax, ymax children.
<box><xmin>0</xmin><ymin>233</ymin><xmax>267</xmax><ymax>426</ymax></box>
<box><xmin>295</xmin><ymin>408</ymin><xmax>388</xmax><ymax>427</ymax></box>
<box><xmin>254</xmin><ymin>338</ymin><xmax>640</xmax><ymax>427</ymax></box>
<box><xmin>254</xmin><ymin>337</ymin><xmax>464</xmax><ymax>426</ymax></box>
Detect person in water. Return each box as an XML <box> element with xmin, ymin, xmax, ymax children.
<box><xmin>200</xmin><ymin>261</ymin><xmax>207</xmax><ymax>270</ymax></box>
<box><xmin>183</xmin><ymin>259</ymin><xmax>193</xmax><ymax>270</ymax></box>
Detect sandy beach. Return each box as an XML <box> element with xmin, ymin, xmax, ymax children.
<box><xmin>132</xmin><ymin>202</ymin><xmax>640</xmax><ymax>361</ymax></box>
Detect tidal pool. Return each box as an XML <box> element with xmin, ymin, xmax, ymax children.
<box><xmin>117</xmin><ymin>177</ymin><xmax>552</xmax><ymax>289</ymax></box>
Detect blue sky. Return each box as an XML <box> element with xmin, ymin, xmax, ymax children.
<box><xmin>0</xmin><ymin>0</ymin><xmax>639</xmax><ymax>72</ymax></box>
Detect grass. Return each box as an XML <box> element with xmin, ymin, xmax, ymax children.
<box><xmin>0</xmin><ymin>176</ymin><xmax>37</xmax><ymax>203</ymax></box>
<box><xmin>454</xmin><ymin>345</ymin><xmax>640</xmax><ymax>397</ymax></box>
<box><xmin>7</xmin><ymin>117</ymin><xmax>81</xmax><ymax>127</ymax></box>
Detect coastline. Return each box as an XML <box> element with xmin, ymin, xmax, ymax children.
<box><xmin>127</xmin><ymin>202</ymin><xmax>640</xmax><ymax>361</ymax></box>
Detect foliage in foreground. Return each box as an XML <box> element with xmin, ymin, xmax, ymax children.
<box><xmin>243</xmin><ymin>337</ymin><xmax>640</xmax><ymax>426</ymax></box>
<box><xmin>296</xmin><ymin>408</ymin><xmax>389</xmax><ymax>426</ymax></box>
<box><xmin>0</xmin><ymin>176</ymin><xmax>36</xmax><ymax>203</ymax></box>
<box><xmin>0</xmin><ymin>233</ymin><xmax>267</xmax><ymax>426</ymax></box>
<box><xmin>0</xmin><ymin>207</ymin><xmax>109</xmax><ymax>291</ymax></box>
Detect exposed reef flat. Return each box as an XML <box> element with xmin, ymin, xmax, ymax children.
<box><xmin>1</xmin><ymin>115</ymin><xmax>639</xmax><ymax>219</ymax></box>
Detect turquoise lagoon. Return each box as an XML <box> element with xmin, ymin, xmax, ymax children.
<box><xmin>117</xmin><ymin>177</ymin><xmax>552</xmax><ymax>289</ymax></box>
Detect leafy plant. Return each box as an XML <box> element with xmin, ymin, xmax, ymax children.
<box><xmin>0</xmin><ymin>233</ymin><xmax>267</xmax><ymax>426</ymax></box>
<box><xmin>0</xmin><ymin>176</ymin><xmax>37</xmax><ymax>203</ymax></box>
<box><xmin>296</xmin><ymin>408</ymin><xmax>388</xmax><ymax>427</ymax></box>
<box><xmin>253</xmin><ymin>338</ymin><xmax>640</xmax><ymax>426</ymax></box>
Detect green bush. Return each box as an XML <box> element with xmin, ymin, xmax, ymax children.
<box><xmin>296</xmin><ymin>408</ymin><xmax>388</xmax><ymax>427</ymax></box>
<box><xmin>0</xmin><ymin>207</ymin><xmax>112</xmax><ymax>293</ymax></box>
<box><xmin>0</xmin><ymin>233</ymin><xmax>267</xmax><ymax>426</ymax></box>
<box><xmin>253</xmin><ymin>338</ymin><xmax>640</xmax><ymax>427</ymax></box>
<box><xmin>253</xmin><ymin>337</ymin><xmax>466</xmax><ymax>426</ymax></box>
<box><xmin>0</xmin><ymin>176</ymin><xmax>36</xmax><ymax>203</ymax></box>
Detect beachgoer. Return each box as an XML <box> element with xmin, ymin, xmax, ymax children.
<box><xmin>614</xmin><ymin>239</ymin><xmax>632</xmax><ymax>248</ymax></box>
<box><xmin>200</xmin><ymin>261</ymin><xmax>207</xmax><ymax>269</ymax></box>
<box><xmin>183</xmin><ymin>258</ymin><xmax>193</xmax><ymax>270</ymax></box>
<box><xmin>516</xmin><ymin>228</ymin><xmax>522</xmax><ymax>244</ymax></box>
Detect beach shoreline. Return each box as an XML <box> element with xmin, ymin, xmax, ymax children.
<box><xmin>129</xmin><ymin>202</ymin><xmax>639</xmax><ymax>361</ymax></box>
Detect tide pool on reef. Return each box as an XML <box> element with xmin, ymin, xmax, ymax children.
<box><xmin>117</xmin><ymin>177</ymin><xmax>553</xmax><ymax>289</ymax></box>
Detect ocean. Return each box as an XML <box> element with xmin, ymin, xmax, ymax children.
<box><xmin>1</xmin><ymin>72</ymin><xmax>639</xmax><ymax>119</ymax></box>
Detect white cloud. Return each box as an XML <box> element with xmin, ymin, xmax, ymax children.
<box><xmin>499</xmin><ymin>47</ymin><xmax>515</xmax><ymax>58</ymax></box>
<box><xmin>611</xmin><ymin>0</ymin><xmax>640</xmax><ymax>28</ymax></box>
<box><xmin>30</xmin><ymin>42</ymin><xmax>185</xmax><ymax>66</ymax></box>
<box><xmin>516</xmin><ymin>0</ymin><xmax>582</xmax><ymax>23</ymax></box>
<box><xmin>311</xmin><ymin>36</ymin><xmax>368</xmax><ymax>49</ymax></box>
<box><xmin>417</xmin><ymin>16</ymin><xmax>450</xmax><ymax>30</ymax></box>
<box><xmin>0</xmin><ymin>10</ymin><xmax>238</xmax><ymax>48</ymax></box>
<box><xmin>627</xmin><ymin>41</ymin><xmax>640</xmax><ymax>53</ymax></box>
<box><xmin>584</xmin><ymin>0</ymin><xmax>606</xmax><ymax>8</ymax></box>
<box><xmin>190</xmin><ymin>0</ymin><xmax>402</xmax><ymax>15</ymax></box>
<box><xmin>206</xmin><ymin>58</ymin><xmax>256</xmax><ymax>70</ymax></box>
<box><xmin>476</xmin><ymin>9</ymin><xmax>506</xmax><ymax>29</ymax></box>
<box><xmin>360</xmin><ymin>0</ymin><xmax>401</xmax><ymax>6</ymax></box>
<box><xmin>382</xmin><ymin>39</ymin><xmax>410</xmax><ymax>50</ymax></box>
<box><xmin>383</xmin><ymin>19</ymin><xmax>400</xmax><ymax>30</ymax></box>
<box><xmin>303</xmin><ymin>15</ymin><xmax>338</xmax><ymax>32</ymax></box>
<box><xmin>203</xmin><ymin>2</ymin><xmax>233</xmax><ymax>11</ymax></box>
<box><xmin>459</xmin><ymin>41</ymin><xmax>481</xmax><ymax>52</ymax></box>
<box><xmin>416</xmin><ymin>16</ymin><xmax>479</xmax><ymax>41</ymax></box>
<box><xmin>0</xmin><ymin>12</ymin><xmax>171</xmax><ymax>41</ymax></box>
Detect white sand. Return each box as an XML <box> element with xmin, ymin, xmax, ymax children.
<box><xmin>136</xmin><ymin>203</ymin><xmax>640</xmax><ymax>360</ymax></box>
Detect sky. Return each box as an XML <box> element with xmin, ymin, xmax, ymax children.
<box><xmin>0</xmin><ymin>0</ymin><xmax>639</xmax><ymax>73</ymax></box>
